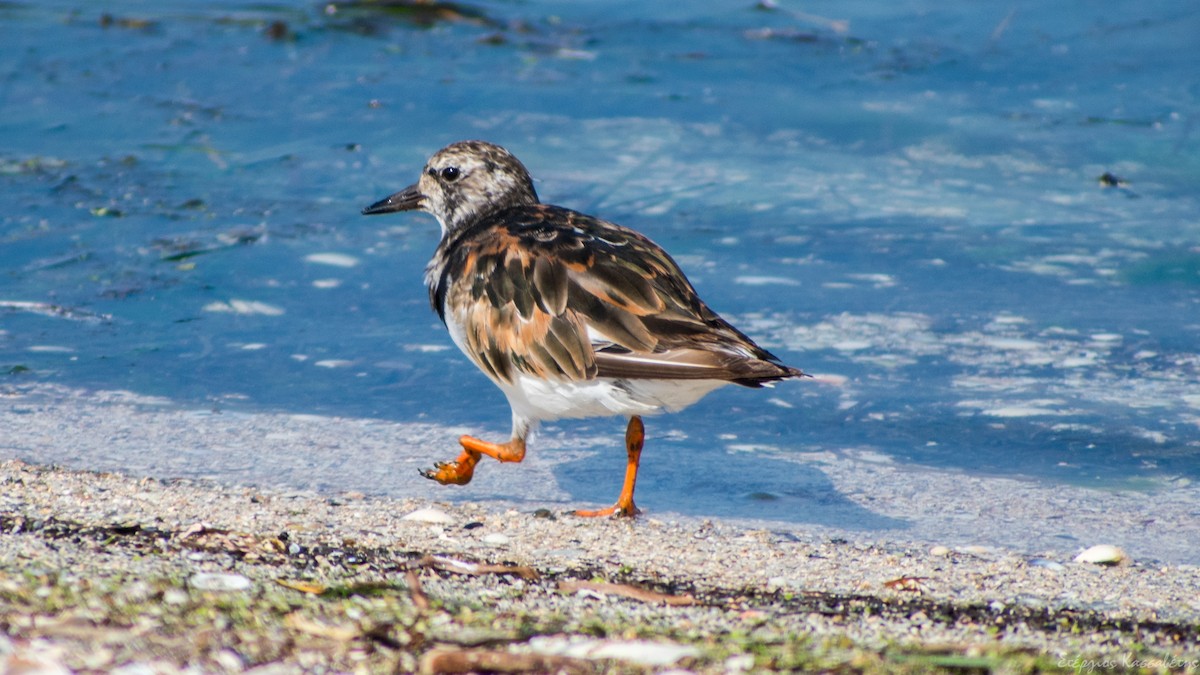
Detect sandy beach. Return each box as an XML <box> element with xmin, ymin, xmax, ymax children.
<box><xmin>3</xmin><ymin>384</ymin><xmax>1199</xmax><ymax>673</ymax></box>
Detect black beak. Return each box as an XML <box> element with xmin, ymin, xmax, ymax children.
<box><xmin>362</xmin><ymin>184</ymin><xmax>423</xmax><ymax>215</ymax></box>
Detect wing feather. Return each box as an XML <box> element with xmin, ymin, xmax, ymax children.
<box><xmin>431</xmin><ymin>204</ymin><xmax>803</xmax><ymax>386</ymax></box>
<box><xmin>532</xmin><ymin>256</ymin><xmax>568</xmax><ymax>315</ymax></box>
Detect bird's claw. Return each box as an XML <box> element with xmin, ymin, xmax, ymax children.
<box><xmin>418</xmin><ymin>459</ymin><xmax>475</xmax><ymax>485</ymax></box>
<box><xmin>575</xmin><ymin>502</ymin><xmax>641</xmax><ymax>519</ymax></box>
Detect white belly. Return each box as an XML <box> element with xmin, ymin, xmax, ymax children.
<box><xmin>442</xmin><ymin>311</ymin><xmax>727</xmax><ymax>425</ymax></box>
<box><xmin>498</xmin><ymin>372</ymin><xmax>728</xmax><ymax>423</ymax></box>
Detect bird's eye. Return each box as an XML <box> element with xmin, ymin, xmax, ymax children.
<box><xmin>440</xmin><ymin>166</ymin><xmax>462</xmax><ymax>182</ymax></box>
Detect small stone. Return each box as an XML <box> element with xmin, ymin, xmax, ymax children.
<box><xmin>482</xmin><ymin>532</ymin><xmax>510</xmax><ymax>546</ymax></box>
<box><xmin>189</xmin><ymin>572</ymin><xmax>252</xmax><ymax>592</ymax></box>
<box><xmin>402</xmin><ymin>507</ymin><xmax>455</xmax><ymax>525</ymax></box>
<box><xmin>1028</xmin><ymin>558</ymin><xmax>1066</xmax><ymax>571</ymax></box>
<box><xmin>1074</xmin><ymin>544</ymin><xmax>1130</xmax><ymax>566</ymax></box>
<box><xmin>215</xmin><ymin>650</ymin><xmax>245</xmax><ymax>671</ymax></box>
<box><xmin>724</xmin><ymin>653</ymin><xmax>756</xmax><ymax>674</ymax></box>
<box><xmin>960</xmin><ymin>546</ymin><xmax>996</xmax><ymax>557</ymax></box>
<box><xmin>929</xmin><ymin>545</ymin><xmax>951</xmax><ymax>557</ymax></box>
<box><xmin>528</xmin><ymin>636</ymin><xmax>701</xmax><ymax>667</ymax></box>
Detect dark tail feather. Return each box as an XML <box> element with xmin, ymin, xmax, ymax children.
<box><xmin>731</xmin><ymin>364</ymin><xmax>808</xmax><ymax>388</ymax></box>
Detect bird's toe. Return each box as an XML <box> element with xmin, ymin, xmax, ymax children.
<box><xmin>420</xmin><ymin>460</ymin><xmax>475</xmax><ymax>486</ymax></box>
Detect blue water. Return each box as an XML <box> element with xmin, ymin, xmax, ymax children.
<box><xmin>2</xmin><ymin>1</ymin><xmax>1199</xmax><ymax>513</ymax></box>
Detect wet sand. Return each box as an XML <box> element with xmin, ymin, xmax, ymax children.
<box><xmin>6</xmin><ymin>382</ymin><xmax>1199</xmax><ymax>563</ymax></box>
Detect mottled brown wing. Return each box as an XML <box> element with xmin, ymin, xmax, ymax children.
<box><xmin>433</xmin><ymin>204</ymin><xmax>801</xmax><ymax>386</ymax></box>
<box><xmin>438</xmin><ymin>221</ymin><xmax>596</xmax><ymax>384</ymax></box>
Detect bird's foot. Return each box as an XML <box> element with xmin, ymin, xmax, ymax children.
<box><xmin>573</xmin><ymin>416</ymin><xmax>645</xmax><ymax>519</ymax></box>
<box><xmin>419</xmin><ymin>449</ymin><xmax>480</xmax><ymax>485</ymax></box>
<box><xmin>419</xmin><ymin>435</ymin><xmax>527</xmax><ymax>486</ymax></box>
<box><xmin>459</xmin><ymin>435</ymin><xmax>526</xmax><ymax>463</ymax></box>
<box><xmin>574</xmin><ymin>500</ymin><xmax>640</xmax><ymax>519</ymax></box>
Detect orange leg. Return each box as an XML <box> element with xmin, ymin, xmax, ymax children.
<box><xmin>576</xmin><ymin>416</ymin><xmax>644</xmax><ymax>518</ymax></box>
<box><xmin>419</xmin><ymin>436</ymin><xmax>526</xmax><ymax>486</ymax></box>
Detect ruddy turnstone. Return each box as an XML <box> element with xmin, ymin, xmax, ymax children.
<box><xmin>363</xmin><ymin>140</ymin><xmax>805</xmax><ymax>516</ymax></box>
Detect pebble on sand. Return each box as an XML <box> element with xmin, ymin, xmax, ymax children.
<box><xmin>402</xmin><ymin>507</ymin><xmax>456</xmax><ymax>525</ymax></box>
<box><xmin>189</xmin><ymin>573</ymin><xmax>252</xmax><ymax>592</ymax></box>
<box><xmin>482</xmin><ymin>532</ymin><xmax>510</xmax><ymax>546</ymax></box>
<box><xmin>1073</xmin><ymin>545</ymin><xmax>1130</xmax><ymax>566</ymax></box>
<box><xmin>528</xmin><ymin>636</ymin><xmax>701</xmax><ymax>667</ymax></box>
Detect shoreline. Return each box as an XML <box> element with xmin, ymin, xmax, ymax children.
<box><xmin>2</xmin><ymin>456</ymin><xmax>1198</xmax><ymax>672</ymax></box>
<box><xmin>5</xmin><ymin>382</ymin><xmax>1200</xmax><ymax>565</ymax></box>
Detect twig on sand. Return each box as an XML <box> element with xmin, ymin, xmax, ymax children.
<box><xmin>405</xmin><ymin>569</ymin><xmax>431</xmax><ymax>610</ymax></box>
<box><xmin>410</xmin><ymin>554</ymin><xmax>541</xmax><ymax>581</ymax></box>
<box><xmin>419</xmin><ymin>648</ymin><xmax>591</xmax><ymax>675</ymax></box>
<box><xmin>558</xmin><ymin>580</ymin><xmax>697</xmax><ymax>606</ymax></box>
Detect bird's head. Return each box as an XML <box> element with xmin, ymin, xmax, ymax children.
<box><xmin>362</xmin><ymin>140</ymin><xmax>539</xmax><ymax>235</ymax></box>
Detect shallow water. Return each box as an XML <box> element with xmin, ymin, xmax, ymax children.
<box><xmin>2</xmin><ymin>2</ymin><xmax>1199</xmax><ymax>534</ymax></box>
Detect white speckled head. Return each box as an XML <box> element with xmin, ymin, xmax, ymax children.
<box><xmin>363</xmin><ymin>140</ymin><xmax>539</xmax><ymax>235</ymax></box>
